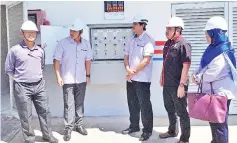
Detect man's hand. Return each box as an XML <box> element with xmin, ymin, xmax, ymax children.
<box><xmin>86</xmin><ymin>77</ymin><xmax>90</xmax><ymax>85</ymax></box>
<box><xmin>126</xmin><ymin>75</ymin><xmax>134</xmax><ymax>81</ymax></box>
<box><xmin>57</xmin><ymin>76</ymin><xmax>64</xmax><ymax>86</ymax></box>
<box><xmin>177</xmin><ymin>86</ymin><xmax>185</xmax><ymax>98</ymax></box>
<box><xmin>126</xmin><ymin>75</ymin><xmax>130</xmax><ymax>81</ymax></box>
<box><xmin>127</xmin><ymin>68</ymin><xmax>136</xmax><ymax>76</ymax></box>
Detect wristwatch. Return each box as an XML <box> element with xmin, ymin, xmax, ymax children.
<box><xmin>179</xmin><ymin>83</ymin><xmax>185</xmax><ymax>87</ymax></box>
<box><xmin>86</xmin><ymin>74</ymin><xmax>90</xmax><ymax>78</ymax></box>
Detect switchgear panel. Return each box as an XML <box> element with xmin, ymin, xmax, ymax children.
<box><xmin>90</xmin><ymin>25</ymin><xmax>133</xmax><ymax>61</ymax></box>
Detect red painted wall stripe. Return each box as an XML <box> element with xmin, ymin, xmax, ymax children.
<box><xmin>154</xmin><ymin>50</ymin><xmax>163</xmax><ymax>54</ymax></box>
<box><xmin>155</xmin><ymin>41</ymin><xmax>166</xmax><ymax>46</ymax></box>
<box><xmin>154</xmin><ymin>41</ymin><xmax>165</xmax><ymax>54</ymax></box>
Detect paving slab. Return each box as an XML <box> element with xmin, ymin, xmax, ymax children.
<box><xmin>1</xmin><ymin>115</ymin><xmax>20</xmax><ymax>142</ymax></box>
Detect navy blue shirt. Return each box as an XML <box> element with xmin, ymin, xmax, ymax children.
<box><xmin>163</xmin><ymin>36</ymin><xmax>192</xmax><ymax>87</ymax></box>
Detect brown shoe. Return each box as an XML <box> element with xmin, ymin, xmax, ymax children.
<box><xmin>159</xmin><ymin>131</ymin><xmax>178</xmax><ymax>139</ymax></box>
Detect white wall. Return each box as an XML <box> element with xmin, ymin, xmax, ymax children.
<box><xmin>26</xmin><ymin>1</ymin><xmax>172</xmax><ymax>117</ymax></box>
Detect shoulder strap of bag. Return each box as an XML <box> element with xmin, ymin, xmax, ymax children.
<box><xmin>197</xmin><ymin>75</ymin><xmax>214</xmax><ymax>94</ymax></box>
<box><xmin>210</xmin><ymin>82</ymin><xmax>214</xmax><ymax>94</ymax></box>
<box><xmin>197</xmin><ymin>75</ymin><xmax>203</xmax><ymax>93</ymax></box>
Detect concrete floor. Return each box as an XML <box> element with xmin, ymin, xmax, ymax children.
<box><xmin>1</xmin><ymin>93</ymin><xmax>11</xmax><ymax>115</ymax></box>
<box><xmin>8</xmin><ymin>117</ymin><xmax>237</xmax><ymax>143</ymax></box>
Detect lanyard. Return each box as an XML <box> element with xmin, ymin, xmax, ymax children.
<box><xmin>163</xmin><ymin>41</ymin><xmax>174</xmax><ymax>66</ymax></box>
<box><xmin>162</xmin><ymin>40</ymin><xmax>174</xmax><ymax>84</ymax></box>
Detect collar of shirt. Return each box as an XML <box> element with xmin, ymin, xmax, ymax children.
<box><xmin>68</xmin><ymin>36</ymin><xmax>82</xmax><ymax>44</ymax></box>
<box><xmin>167</xmin><ymin>35</ymin><xmax>182</xmax><ymax>43</ymax></box>
<box><xmin>20</xmin><ymin>40</ymin><xmax>38</xmax><ymax>50</ymax></box>
<box><xmin>173</xmin><ymin>35</ymin><xmax>182</xmax><ymax>41</ymax></box>
<box><xmin>137</xmin><ymin>31</ymin><xmax>146</xmax><ymax>40</ymax></box>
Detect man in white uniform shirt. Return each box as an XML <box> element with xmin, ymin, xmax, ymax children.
<box><xmin>53</xmin><ymin>19</ymin><xmax>92</xmax><ymax>141</ymax></box>
<box><xmin>122</xmin><ymin>15</ymin><xmax>155</xmax><ymax>141</ymax></box>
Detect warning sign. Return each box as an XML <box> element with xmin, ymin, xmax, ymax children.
<box><xmin>104</xmin><ymin>1</ymin><xmax>124</xmax><ymax>20</ymax></box>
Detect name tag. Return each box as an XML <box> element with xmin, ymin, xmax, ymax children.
<box><xmin>81</xmin><ymin>49</ymin><xmax>87</xmax><ymax>51</ymax></box>
<box><xmin>137</xmin><ymin>44</ymin><xmax>145</xmax><ymax>47</ymax></box>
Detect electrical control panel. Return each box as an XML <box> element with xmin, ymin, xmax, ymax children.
<box><xmin>90</xmin><ymin>24</ymin><xmax>133</xmax><ymax>61</ymax></box>
<box><xmin>88</xmin><ymin>24</ymin><xmax>133</xmax><ymax>84</ymax></box>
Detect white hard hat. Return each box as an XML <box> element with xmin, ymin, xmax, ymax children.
<box><xmin>21</xmin><ymin>21</ymin><xmax>38</xmax><ymax>31</ymax></box>
<box><xmin>133</xmin><ymin>14</ymin><xmax>148</xmax><ymax>24</ymax></box>
<box><xmin>69</xmin><ymin>18</ymin><xmax>85</xmax><ymax>31</ymax></box>
<box><xmin>166</xmin><ymin>17</ymin><xmax>184</xmax><ymax>29</ymax></box>
<box><xmin>203</xmin><ymin>16</ymin><xmax>228</xmax><ymax>31</ymax></box>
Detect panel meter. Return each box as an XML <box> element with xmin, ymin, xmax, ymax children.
<box><xmin>88</xmin><ymin>24</ymin><xmax>133</xmax><ymax>84</ymax></box>
<box><xmin>89</xmin><ymin>24</ymin><xmax>133</xmax><ymax>61</ymax></box>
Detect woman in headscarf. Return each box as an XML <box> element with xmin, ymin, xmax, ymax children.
<box><xmin>192</xmin><ymin>16</ymin><xmax>237</xmax><ymax>143</ymax></box>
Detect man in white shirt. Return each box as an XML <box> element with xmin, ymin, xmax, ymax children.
<box><xmin>53</xmin><ymin>19</ymin><xmax>92</xmax><ymax>141</ymax></box>
<box><xmin>122</xmin><ymin>14</ymin><xmax>155</xmax><ymax>141</ymax></box>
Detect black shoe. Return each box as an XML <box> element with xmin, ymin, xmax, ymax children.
<box><xmin>42</xmin><ymin>136</ymin><xmax>58</xmax><ymax>143</ymax></box>
<box><xmin>76</xmin><ymin>126</ymin><xmax>88</xmax><ymax>135</ymax></box>
<box><xmin>122</xmin><ymin>128</ymin><xmax>140</xmax><ymax>135</ymax></box>
<box><xmin>139</xmin><ymin>132</ymin><xmax>152</xmax><ymax>141</ymax></box>
<box><xmin>63</xmin><ymin>128</ymin><xmax>72</xmax><ymax>141</ymax></box>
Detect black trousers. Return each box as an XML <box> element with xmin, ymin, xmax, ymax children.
<box><xmin>63</xmin><ymin>82</ymin><xmax>87</xmax><ymax>130</ymax></box>
<box><xmin>126</xmin><ymin>81</ymin><xmax>153</xmax><ymax>133</ymax></box>
<box><xmin>163</xmin><ymin>86</ymin><xmax>190</xmax><ymax>142</ymax></box>
<box><xmin>210</xmin><ymin>100</ymin><xmax>231</xmax><ymax>143</ymax></box>
<box><xmin>14</xmin><ymin>79</ymin><xmax>53</xmax><ymax>143</ymax></box>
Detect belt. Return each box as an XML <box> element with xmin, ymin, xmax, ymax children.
<box><xmin>18</xmin><ymin>78</ymin><xmax>43</xmax><ymax>86</ymax></box>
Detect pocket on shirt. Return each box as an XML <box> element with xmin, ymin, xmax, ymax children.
<box><xmin>78</xmin><ymin>49</ymin><xmax>87</xmax><ymax>60</ymax></box>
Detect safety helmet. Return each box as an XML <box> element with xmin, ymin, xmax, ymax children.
<box><xmin>21</xmin><ymin>21</ymin><xmax>38</xmax><ymax>31</ymax></box>
<box><xmin>69</xmin><ymin>18</ymin><xmax>85</xmax><ymax>31</ymax></box>
<box><xmin>166</xmin><ymin>17</ymin><xmax>184</xmax><ymax>30</ymax></box>
<box><xmin>133</xmin><ymin>14</ymin><xmax>148</xmax><ymax>24</ymax></box>
<box><xmin>203</xmin><ymin>16</ymin><xmax>228</xmax><ymax>31</ymax></box>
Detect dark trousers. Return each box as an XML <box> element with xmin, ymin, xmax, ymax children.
<box><xmin>126</xmin><ymin>81</ymin><xmax>153</xmax><ymax>133</ymax></box>
<box><xmin>63</xmin><ymin>82</ymin><xmax>86</xmax><ymax>130</ymax></box>
<box><xmin>14</xmin><ymin>79</ymin><xmax>53</xmax><ymax>143</ymax></box>
<box><xmin>210</xmin><ymin>100</ymin><xmax>231</xmax><ymax>143</ymax></box>
<box><xmin>163</xmin><ymin>86</ymin><xmax>190</xmax><ymax>142</ymax></box>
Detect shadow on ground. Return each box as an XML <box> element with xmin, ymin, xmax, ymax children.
<box><xmin>8</xmin><ymin>117</ymin><xmax>237</xmax><ymax>143</ymax></box>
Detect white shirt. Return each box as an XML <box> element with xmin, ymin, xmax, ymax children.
<box><xmin>124</xmin><ymin>32</ymin><xmax>155</xmax><ymax>82</ymax></box>
<box><xmin>53</xmin><ymin>37</ymin><xmax>93</xmax><ymax>84</ymax></box>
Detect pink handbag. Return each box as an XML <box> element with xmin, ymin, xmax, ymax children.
<box><xmin>187</xmin><ymin>81</ymin><xmax>228</xmax><ymax>123</ymax></box>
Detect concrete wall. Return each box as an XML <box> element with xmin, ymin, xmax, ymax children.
<box><xmin>7</xmin><ymin>2</ymin><xmax>24</xmax><ymax>113</ymax></box>
<box><xmin>8</xmin><ymin>2</ymin><xmax>24</xmax><ymax>48</ymax></box>
<box><xmin>1</xmin><ymin>5</ymin><xmax>10</xmax><ymax>95</ymax></box>
<box><xmin>26</xmin><ymin>1</ymin><xmax>172</xmax><ymax>117</ymax></box>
